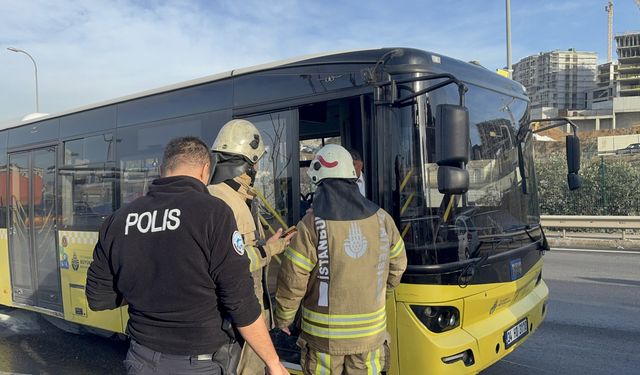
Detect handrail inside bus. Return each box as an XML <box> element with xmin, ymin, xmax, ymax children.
<box><xmin>372</xmin><ymin>73</ymin><xmax>468</xmax><ymax>107</ymax></box>
<box><xmin>530</xmin><ymin>117</ymin><xmax>579</xmax><ymax>137</ymax></box>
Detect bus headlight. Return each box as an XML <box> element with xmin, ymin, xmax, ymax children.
<box><xmin>410</xmin><ymin>305</ymin><xmax>460</xmax><ymax>333</ymax></box>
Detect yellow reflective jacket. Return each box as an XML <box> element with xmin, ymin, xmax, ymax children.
<box><xmin>274</xmin><ymin>209</ymin><xmax>407</xmax><ymax>355</ymax></box>
<box><xmin>208</xmin><ymin>182</ymin><xmax>287</xmax><ymax>319</ymax></box>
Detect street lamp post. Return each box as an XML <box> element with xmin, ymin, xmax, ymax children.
<box><xmin>7</xmin><ymin>47</ymin><xmax>40</xmax><ymax>113</ymax></box>
<box><xmin>505</xmin><ymin>0</ymin><xmax>512</xmax><ymax>79</ymax></box>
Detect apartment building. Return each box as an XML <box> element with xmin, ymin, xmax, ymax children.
<box><xmin>512</xmin><ymin>49</ymin><xmax>597</xmax><ymax>110</ymax></box>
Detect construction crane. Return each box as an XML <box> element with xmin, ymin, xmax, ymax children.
<box><xmin>606</xmin><ymin>1</ymin><xmax>613</xmax><ymax>63</ymax></box>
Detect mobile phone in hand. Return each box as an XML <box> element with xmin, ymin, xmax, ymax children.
<box><xmin>281</xmin><ymin>226</ymin><xmax>297</xmax><ymax>238</ymax></box>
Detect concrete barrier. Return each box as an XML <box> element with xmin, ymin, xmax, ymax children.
<box><xmin>540</xmin><ymin>215</ymin><xmax>640</xmax><ymax>249</ymax></box>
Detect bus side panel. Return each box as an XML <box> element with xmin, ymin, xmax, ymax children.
<box><xmin>396</xmin><ymin>299</ymin><xmax>479</xmax><ymax>375</ymax></box>
<box><xmin>59</xmin><ymin>230</ymin><xmax>125</xmax><ymax>333</ymax></box>
<box><xmin>0</xmin><ymin>228</ymin><xmax>11</xmax><ymax>306</ymax></box>
<box><xmin>462</xmin><ymin>260</ymin><xmax>548</xmax><ymax>370</ymax></box>
<box><xmin>385</xmin><ymin>291</ymin><xmax>400</xmax><ymax>375</ymax></box>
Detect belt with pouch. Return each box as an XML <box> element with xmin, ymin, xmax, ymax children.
<box><xmin>160</xmin><ymin>352</ymin><xmax>214</xmax><ymax>361</ymax></box>
<box><xmin>193</xmin><ymin>354</ymin><xmax>213</xmax><ymax>361</ymax></box>
<box><xmin>130</xmin><ymin>340</ymin><xmax>214</xmax><ymax>362</ymax></box>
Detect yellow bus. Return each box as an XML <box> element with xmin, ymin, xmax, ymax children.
<box><xmin>0</xmin><ymin>48</ymin><xmax>579</xmax><ymax>373</ymax></box>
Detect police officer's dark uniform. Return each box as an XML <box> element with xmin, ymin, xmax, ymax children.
<box><xmin>86</xmin><ymin>171</ymin><xmax>261</xmax><ymax>374</ymax></box>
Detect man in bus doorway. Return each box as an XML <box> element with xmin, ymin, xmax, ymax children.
<box><xmin>208</xmin><ymin>120</ymin><xmax>296</xmax><ymax>375</ymax></box>
<box><xmin>86</xmin><ymin>137</ymin><xmax>288</xmax><ymax>375</ymax></box>
<box><xmin>274</xmin><ymin>144</ymin><xmax>407</xmax><ymax>375</ymax></box>
<box><xmin>349</xmin><ymin>149</ymin><xmax>366</xmax><ymax>197</ymax></box>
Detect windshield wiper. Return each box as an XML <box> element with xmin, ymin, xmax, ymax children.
<box><xmin>405</xmin><ymin>239</ymin><xmax>543</xmax><ymax>277</ymax></box>
<box><xmin>458</xmin><ymin>254</ymin><xmax>489</xmax><ymax>287</ymax></box>
<box><xmin>517</xmin><ymin>141</ymin><xmax>528</xmax><ymax>194</ymax></box>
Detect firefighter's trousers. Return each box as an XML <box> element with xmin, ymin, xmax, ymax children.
<box><xmin>299</xmin><ymin>341</ymin><xmax>389</xmax><ymax>375</ymax></box>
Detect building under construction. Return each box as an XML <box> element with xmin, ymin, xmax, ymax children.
<box><xmin>615</xmin><ymin>32</ymin><xmax>640</xmax><ymax>96</ymax></box>
<box><xmin>591</xmin><ymin>62</ymin><xmax>618</xmax><ymax>106</ymax></box>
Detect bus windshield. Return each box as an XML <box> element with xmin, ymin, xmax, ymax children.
<box><xmin>390</xmin><ymin>81</ymin><xmax>541</xmax><ymax>271</ymax></box>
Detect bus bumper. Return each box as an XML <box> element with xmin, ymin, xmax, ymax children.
<box><xmin>396</xmin><ymin>278</ymin><xmax>548</xmax><ymax>374</ymax></box>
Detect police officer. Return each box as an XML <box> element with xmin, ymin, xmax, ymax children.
<box><xmin>86</xmin><ymin>136</ymin><xmax>288</xmax><ymax>375</ymax></box>
<box><xmin>274</xmin><ymin>144</ymin><xmax>408</xmax><ymax>375</ymax></box>
<box><xmin>208</xmin><ymin>120</ymin><xmax>295</xmax><ymax>375</ymax></box>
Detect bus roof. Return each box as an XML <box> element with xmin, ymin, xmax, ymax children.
<box><xmin>2</xmin><ymin>48</ymin><xmax>525</xmax><ymax>130</ymax></box>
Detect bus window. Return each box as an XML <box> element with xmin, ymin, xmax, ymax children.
<box><xmin>0</xmin><ymin>147</ymin><xmax>7</xmax><ymax>228</ymax></box>
<box><xmin>60</xmin><ymin>134</ymin><xmax>116</xmax><ymax>231</ymax></box>
<box><xmin>299</xmin><ymin>139</ymin><xmax>321</xmax><ymax>199</ymax></box>
<box><xmin>117</xmin><ymin>118</ymin><xmax>202</xmax><ymax>207</ymax></box>
<box><xmin>390</xmin><ymin>82</ymin><xmax>537</xmax><ymax>270</ymax></box>
<box><xmin>8</xmin><ymin>118</ymin><xmax>59</xmax><ymax>148</ymax></box>
<box><xmin>117</xmin><ymin>80</ymin><xmax>232</xmax><ymax>128</ymax></box>
<box><xmin>60</xmin><ymin>106</ymin><xmax>116</xmax><ymax>138</ymax></box>
<box><xmin>241</xmin><ymin>111</ymin><xmax>296</xmax><ymax>228</ymax></box>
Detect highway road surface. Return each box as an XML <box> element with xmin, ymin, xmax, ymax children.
<box><xmin>0</xmin><ymin>247</ymin><xmax>638</xmax><ymax>374</ymax></box>
<box><xmin>482</xmin><ymin>248</ymin><xmax>640</xmax><ymax>375</ymax></box>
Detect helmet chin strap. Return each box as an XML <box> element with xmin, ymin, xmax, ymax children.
<box><xmin>246</xmin><ymin>164</ymin><xmax>257</xmax><ymax>185</ymax></box>
<box><xmin>210</xmin><ymin>152</ymin><xmax>253</xmax><ymax>185</ymax></box>
<box><xmin>211</xmin><ymin>152</ymin><xmax>259</xmax><ymax>205</ymax></box>
<box><xmin>223</xmin><ymin>173</ymin><xmax>257</xmax><ymax>206</ymax></box>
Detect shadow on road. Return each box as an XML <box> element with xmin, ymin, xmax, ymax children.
<box><xmin>0</xmin><ymin>307</ymin><xmax>128</xmax><ymax>374</ymax></box>
<box><xmin>579</xmin><ymin>277</ymin><xmax>640</xmax><ymax>287</ymax></box>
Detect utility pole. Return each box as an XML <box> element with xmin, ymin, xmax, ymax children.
<box><xmin>506</xmin><ymin>0</ymin><xmax>512</xmax><ymax>78</ymax></box>
<box><xmin>606</xmin><ymin>1</ymin><xmax>614</xmax><ymax>63</ymax></box>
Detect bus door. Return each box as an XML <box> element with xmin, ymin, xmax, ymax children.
<box><xmin>237</xmin><ymin>96</ymin><xmax>372</xmax><ymax>228</ymax></box>
<box><xmin>255</xmin><ymin>96</ymin><xmax>372</xmax><ymax>368</ymax></box>
<box><xmin>8</xmin><ymin>146</ymin><xmax>62</xmax><ymax>313</ymax></box>
<box><xmin>239</xmin><ymin>109</ymin><xmax>299</xmax><ymax>230</ymax></box>
<box><xmin>298</xmin><ymin>95</ymin><xmax>372</xmax><ymax>210</ymax></box>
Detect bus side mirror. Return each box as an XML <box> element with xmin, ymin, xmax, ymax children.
<box><xmin>566</xmin><ymin>135</ymin><xmax>581</xmax><ymax>190</ymax></box>
<box><xmin>438</xmin><ymin>166</ymin><xmax>469</xmax><ymax>194</ymax></box>
<box><xmin>436</xmin><ymin>104</ymin><xmax>470</xmax><ymax>194</ymax></box>
<box><xmin>436</xmin><ymin>104</ymin><xmax>470</xmax><ymax>166</ymax></box>
<box><xmin>567</xmin><ymin>173</ymin><xmax>581</xmax><ymax>191</ymax></box>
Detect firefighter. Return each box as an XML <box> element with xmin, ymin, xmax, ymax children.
<box><xmin>274</xmin><ymin>144</ymin><xmax>408</xmax><ymax>374</ymax></box>
<box><xmin>208</xmin><ymin>119</ymin><xmax>296</xmax><ymax>375</ymax></box>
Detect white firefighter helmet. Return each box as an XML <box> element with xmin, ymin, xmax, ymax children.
<box><xmin>307</xmin><ymin>144</ymin><xmax>357</xmax><ymax>184</ymax></box>
<box><xmin>211</xmin><ymin>119</ymin><xmax>266</xmax><ymax>164</ymax></box>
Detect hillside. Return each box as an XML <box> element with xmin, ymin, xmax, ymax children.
<box><xmin>533</xmin><ymin>124</ymin><xmax>640</xmax><ymax>159</ymax></box>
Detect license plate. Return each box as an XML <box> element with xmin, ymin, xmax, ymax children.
<box><xmin>510</xmin><ymin>258</ymin><xmax>523</xmax><ymax>280</ymax></box>
<box><xmin>504</xmin><ymin>318</ymin><xmax>529</xmax><ymax>349</ymax></box>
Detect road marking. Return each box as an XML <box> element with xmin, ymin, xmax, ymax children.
<box><xmin>550</xmin><ymin>247</ymin><xmax>640</xmax><ymax>255</ymax></box>
<box><xmin>499</xmin><ymin>359</ymin><xmax>557</xmax><ymax>374</ymax></box>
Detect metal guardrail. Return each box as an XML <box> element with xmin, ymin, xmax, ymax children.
<box><xmin>540</xmin><ymin>215</ymin><xmax>640</xmax><ymax>240</ymax></box>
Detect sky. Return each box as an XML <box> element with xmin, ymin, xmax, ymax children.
<box><xmin>1</xmin><ymin>0</ymin><xmax>640</xmax><ymax>125</ymax></box>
